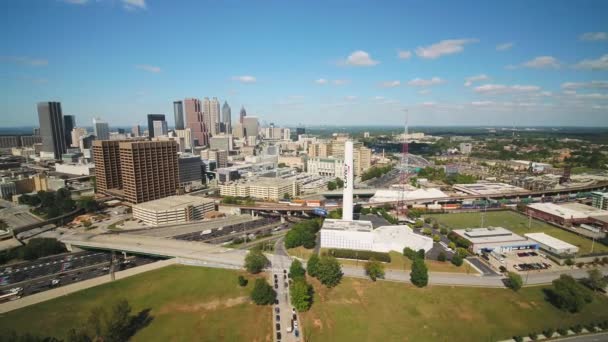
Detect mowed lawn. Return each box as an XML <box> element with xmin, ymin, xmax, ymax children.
<box><xmin>0</xmin><ymin>265</ymin><xmax>271</xmax><ymax>342</ymax></box>
<box><xmin>336</xmin><ymin>251</ymin><xmax>477</xmax><ymax>274</ymax></box>
<box><xmin>301</xmin><ymin>277</ymin><xmax>608</xmax><ymax>342</ymax></box>
<box><xmin>431</xmin><ymin>211</ymin><xmax>608</xmax><ymax>254</ymax></box>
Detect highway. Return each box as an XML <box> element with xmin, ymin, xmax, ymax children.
<box><xmin>0</xmin><ymin>251</ymin><xmax>158</xmax><ymax>301</ymax></box>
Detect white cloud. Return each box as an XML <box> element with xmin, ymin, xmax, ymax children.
<box><xmin>345</xmin><ymin>95</ymin><xmax>357</xmax><ymax>101</ymax></box>
<box><xmin>575</xmin><ymin>54</ymin><xmax>608</xmax><ymax>70</ymax></box>
<box><xmin>231</xmin><ymin>75</ymin><xmax>256</xmax><ymax>83</ymax></box>
<box><xmin>561</xmin><ymin>81</ymin><xmax>608</xmax><ymax>89</ymax></box>
<box><xmin>421</xmin><ymin>101</ymin><xmax>436</xmax><ymax>106</ymax></box>
<box><xmin>380</xmin><ymin>80</ymin><xmax>400</xmax><ymax>88</ymax></box>
<box><xmin>315</xmin><ymin>78</ymin><xmax>328</xmax><ymax>85</ymax></box>
<box><xmin>418</xmin><ymin>89</ymin><xmax>431</xmax><ymax>95</ymax></box>
<box><xmin>344</xmin><ymin>50</ymin><xmax>379</xmax><ymax>66</ymax></box>
<box><xmin>373</xmin><ymin>96</ymin><xmax>385</xmax><ymax>101</ymax></box>
<box><xmin>496</xmin><ymin>42</ymin><xmax>514</xmax><ymax>51</ymax></box>
<box><xmin>474</xmin><ymin>84</ymin><xmax>541</xmax><ymax>95</ymax></box>
<box><xmin>407</xmin><ymin>77</ymin><xmax>445</xmax><ymax>87</ymax></box>
<box><xmin>122</xmin><ymin>0</ymin><xmax>146</xmax><ymax>10</ymax></box>
<box><xmin>522</xmin><ymin>56</ymin><xmax>560</xmax><ymax>69</ymax></box>
<box><xmin>575</xmin><ymin>93</ymin><xmax>608</xmax><ymax>100</ymax></box>
<box><xmin>333</xmin><ymin>79</ymin><xmax>350</xmax><ymax>85</ymax></box>
<box><xmin>135</xmin><ymin>64</ymin><xmax>161</xmax><ymax>73</ymax></box>
<box><xmin>464</xmin><ymin>74</ymin><xmax>489</xmax><ymax>87</ymax></box>
<box><xmin>580</xmin><ymin>32</ymin><xmax>608</xmax><ymax>41</ymax></box>
<box><xmin>1</xmin><ymin>56</ymin><xmax>48</xmax><ymax>66</ymax></box>
<box><xmin>415</xmin><ymin>38</ymin><xmax>478</xmax><ymax>59</ymax></box>
<box><xmin>471</xmin><ymin>101</ymin><xmax>494</xmax><ymax>106</ymax></box>
<box><xmin>398</xmin><ymin>50</ymin><xmax>412</xmax><ymax>59</ymax></box>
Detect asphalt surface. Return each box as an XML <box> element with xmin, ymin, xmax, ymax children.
<box><xmin>466</xmin><ymin>256</ymin><xmax>500</xmax><ymax>276</ymax></box>
<box><xmin>272</xmin><ymin>237</ymin><xmax>300</xmax><ymax>342</ymax></box>
<box><xmin>0</xmin><ymin>251</ymin><xmax>158</xmax><ymax>300</ymax></box>
<box><xmin>174</xmin><ymin>217</ymin><xmax>280</xmax><ymax>243</ymax></box>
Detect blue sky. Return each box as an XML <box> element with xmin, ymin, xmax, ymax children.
<box><xmin>1</xmin><ymin>0</ymin><xmax>607</xmax><ymax>127</ymax></box>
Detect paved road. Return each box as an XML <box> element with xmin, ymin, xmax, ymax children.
<box><xmin>0</xmin><ymin>252</ymin><xmax>158</xmax><ymax>300</ymax></box>
<box><xmin>552</xmin><ymin>332</ymin><xmax>608</xmax><ymax>342</ymax></box>
<box><xmin>272</xmin><ymin>237</ymin><xmax>300</xmax><ymax>342</ymax></box>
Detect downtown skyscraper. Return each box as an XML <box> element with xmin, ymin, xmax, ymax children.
<box><xmin>221</xmin><ymin>101</ymin><xmax>231</xmax><ymax>134</ymax></box>
<box><xmin>147</xmin><ymin>114</ymin><xmax>166</xmax><ymax>138</ymax></box>
<box><xmin>37</xmin><ymin>101</ymin><xmax>66</xmax><ymax>159</ymax></box>
<box><xmin>184</xmin><ymin>98</ymin><xmax>208</xmax><ymax>146</ymax></box>
<box><xmin>63</xmin><ymin>115</ymin><xmax>75</xmax><ymax>147</ymax></box>
<box><xmin>173</xmin><ymin>101</ymin><xmax>184</xmax><ymax>130</ymax></box>
<box><xmin>239</xmin><ymin>106</ymin><xmax>247</xmax><ymax>124</ymax></box>
<box><xmin>202</xmin><ymin>97</ymin><xmax>221</xmax><ymax>136</ymax></box>
<box><xmin>93</xmin><ymin>117</ymin><xmax>110</xmax><ymax>140</ymax></box>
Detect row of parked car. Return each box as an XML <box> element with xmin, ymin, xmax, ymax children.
<box><xmin>514</xmin><ymin>262</ymin><xmax>552</xmax><ymax>271</ymax></box>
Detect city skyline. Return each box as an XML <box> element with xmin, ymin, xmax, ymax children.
<box><xmin>1</xmin><ymin>0</ymin><xmax>608</xmax><ymax>127</ymax></box>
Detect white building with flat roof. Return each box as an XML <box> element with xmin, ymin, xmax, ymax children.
<box><xmin>132</xmin><ymin>195</ymin><xmax>215</xmax><ymax>226</ymax></box>
<box><xmin>369</xmin><ymin>188</ymin><xmax>448</xmax><ymax>203</ymax></box>
<box><xmin>524</xmin><ymin>233</ymin><xmax>579</xmax><ymax>256</ymax></box>
<box><xmin>453</xmin><ymin>182</ymin><xmax>528</xmax><ymax>196</ymax></box>
<box><xmin>453</xmin><ymin>227</ymin><xmax>538</xmax><ymax>254</ymax></box>
<box><xmin>219</xmin><ymin>178</ymin><xmax>299</xmax><ymax>201</ymax></box>
<box><xmin>320</xmin><ymin>219</ymin><xmax>434</xmax><ymax>253</ymax></box>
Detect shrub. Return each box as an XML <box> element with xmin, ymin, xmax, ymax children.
<box><xmin>250</xmin><ymin>278</ymin><xmax>276</xmax><ymax>305</ymax></box>
<box><xmin>437</xmin><ymin>252</ymin><xmax>446</xmax><ymax>262</ymax></box>
<box><xmin>506</xmin><ymin>272</ymin><xmax>523</xmax><ymax>292</ymax></box>
<box><xmin>410</xmin><ymin>258</ymin><xmax>428</xmax><ymax>287</ymax></box>
<box><xmin>448</xmin><ymin>242</ymin><xmax>456</xmax><ymax>250</ymax></box>
<box><xmin>571</xmin><ymin>324</ymin><xmax>582</xmax><ymax>333</ymax></box>
<box><xmin>422</xmin><ymin>228</ymin><xmax>432</xmax><ymax>236</ymax></box>
<box><xmin>451</xmin><ymin>254</ymin><xmax>463</xmax><ymax>267</ymax></box>
<box><xmin>326</xmin><ymin>249</ymin><xmax>391</xmax><ymax>263</ymax></box>
<box><xmin>602</xmin><ymin>257</ymin><xmax>608</xmax><ymax>265</ymax></box>
<box><xmin>529</xmin><ymin>332</ymin><xmax>538</xmax><ymax>340</ymax></box>
<box><xmin>417</xmin><ymin>249</ymin><xmax>426</xmax><ymax>259</ymax></box>
<box><xmin>439</xmin><ymin>227</ymin><xmax>448</xmax><ymax>235</ymax></box>
<box><xmin>556</xmin><ymin>328</ymin><xmax>567</xmax><ymax>336</ymax></box>
<box><xmin>414</xmin><ymin>220</ymin><xmax>424</xmax><ymax>228</ymax></box>
<box><xmin>424</xmin><ymin>217</ymin><xmax>432</xmax><ymax>224</ymax></box>
<box><xmin>455</xmin><ymin>247</ymin><xmax>469</xmax><ymax>258</ymax></box>
<box><xmin>447</xmin><ymin>231</ymin><xmax>471</xmax><ymax>248</ymax></box>
<box><xmin>513</xmin><ymin>336</ymin><xmax>523</xmax><ymax>342</ymax></box>
<box><xmin>403</xmin><ymin>247</ymin><xmax>417</xmax><ymax>260</ymax></box>
<box><xmin>284</xmin><ymin>219</ymin><xmax>320</xmax><ymax>249</ymax></box>
<box><xmin>237</xmin><ymin>275</ymin><xmax>248</xmax><ymax>287</ymax></box>
<box><xmin>433</xmin><ymin>235</ymin><xmax>440</xmax><ymax>242</ymax></box>
<box><xmin>565</xmin><ymin>258</ymin><xmax>574</xmax><ymax>266</ymax></box>
<box><xmin>542</xmin><ymin>328</ymin><xmax>555</xmax><ymax>338</ymax></box>
<box><xmin>432</xmin><ymin>222</ymin><xmax>439</xmax><ymax>229</ymax></box>
<box><xmin>576</xmin><ymin>262</ymin><xmax>585</xmax><ymax>268</ymax></box>
<box><xmin>545</xmin><ymin>275</ymin><xmax>594</xmax><ymax>313</ymax></box>
<box><xmin>364</xmin><ymin>258</ymin><xmax>385</xmax><ymax>281</ymax></box>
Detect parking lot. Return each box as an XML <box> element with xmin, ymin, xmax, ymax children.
<box><xmin>482</xmin><ymin>249</ymin><xmax>563</xmax><ymax>274</ymax></box>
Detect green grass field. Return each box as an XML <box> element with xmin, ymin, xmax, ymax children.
<box><xmin>431</xmin><ymin>211</ymin><xmax>608</xmax><ymax>255</ymax></box>
<box><xmin>301</xmin><ymin>277</ymin><xmax>608</xmax><ymax>342</ymax></box>
<box><xmin>0</xmin><ymin>265</ymin><xmax>271</xmax><ymax>342</ymax></box>
<box><xmin>335</xmin><ymin>251</ymin><xmax>476</xmax><ymax>274</ymax></box>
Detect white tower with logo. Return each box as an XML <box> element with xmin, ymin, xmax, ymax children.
<box><xmin>342</xmin><ymin>140</ymin><xmax>354</xmax><ymax>221</ymax></box>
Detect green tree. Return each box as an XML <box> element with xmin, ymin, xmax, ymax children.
<box><xmin>564</xmin><ymin>258</ymin><xmax>574</xmax><ymax>266</ymax></box>
<box><xmin>422</xmin><ymin>228</ymin><xmax>432</xmax><ymax>236</ymax></box>
<box><xmin>250</xmin><ymin>278</ymin><xmax>276</xmax><ymax>305</ymax></box>
<box><xmin>283</xmin><ymin>193</ymin><xmax>292</xmax><ymax>200</ymax></box>
<box><xmin>244</xmin><ymin>249</ymin><xmax>269</xmax><ymax>274</ymax></box>
<box><xmin>364</xmin><ymin>258</ymin><xmax>385</xmax><ymax>281</ymax></box>
<box><xmin>437</xmin><ymin>251</ymin><xmax>446</xmax><ymax>262</ymax></box>
<box><xmin>507</xmin><ymin>272</ymin><xmax>523</xmax><ymax>292</ymax></box>
<box><xmin>327</xmin><ymin>181</ymin><xmax>337</xmax><ymax>191</ymax></box>
<box><xmin>289</xmin><ymin>259</ymin><xmax>306</xmax><ymax>280</ymax></box>
<box><xmin>316</xmin><ymin>255</ymin><xmax>343</xmax><ymax>287</ymax></box>
<box><xmin>290</xmin><ymin>279</ymin><xmax>313</xmax><ymax>312</ymax></box>
<box><xmin>432</xmin><ymin>235</ymin><xmax>440</xmax><ymax>242</ymax></box>
<box><xmin>439</xmin><ymin>227</ymin><xmax>448</xmax><ymax>235</ymax></box>
<box><xmin>77</xmin><ymin>196</ymin><xmax>101</xmax><ymax>213</ymax></box>
<box><xmin>307</xmin><ymin>254</ymin><xmax>320</xmax><ymax>277</ymax></box>
<box><xmin>451</xmin><ymin>254</ymin><xmax>463</xmax><ymax>266</ymax></box>
<box><xmin>414</xmin><ymin>220</ymin><xmax>424</xmax><ymax>228</ymax></box>
<box><xmin>417</xmin><ymin>249</ymin><xmax>426</xmax><ymax>259</ymax></box>
<box><xmin>585</xmin><ymin>269</ymin><xmax>607</xmax><ymax>292</ymax></box>
<box><xmin>410</xmin><ymin>258</ymin><xmax>428</xmax><ymax>287</ymax></box>
<box><xmin>403</xmin><ymin>247</ymin><xmax>417</xmax><ymax>260</ymax></box>
<box><xmin>545</xmin><ymin>275</ymin><xmax>593</xmax><ymax>313</ymax></box>
<box><xmin>335</xmin><ymin>177</ymin><xmax>344</xmax><ymax>188</ymax></box>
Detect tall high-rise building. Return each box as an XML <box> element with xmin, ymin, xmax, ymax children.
<box><xmin>206</xmin><ymin>97</ymin><xmax>220</xmax><ymax>135</ymax></box>
<box><xmin>147</xmin><ymin>114</ymin><xmax>166</xmax><ymax>138</ymax></box>
<box><xmin>33</xmin><ymin>128</ymin><xmax>40</xmax><ymax>136</ymax></box>
<box><xmin>63</xmin><ymin>115</ymin><xmax>75</xmax><ymax>147</ymax></box>
<box><xmin>184</xmin><ymin>98</ymin><xmax>208</xmax><ymax>146</ymax></box>
<box><xmin>92</xmin><ymin>140</ymin><xmax>123</xmax><ymax>195</ymax></box>
<box><xmin>37</xmin><ymin>101</ymin><xmax>66</xmax><ymax>159</ymax></box>
<box><xmin>93</xmin><ymin>140</ymin><xmax>179</xmax><ymax>203</ymax></box>
<box><xmin>239</xmin><ymin>106</ymin><xmax>247</xmax><ymax>124</ymax></box>
<box><xmin>296</xmin><ymin>127</ymin><xmax>306</xmax><ymax>136</ymax></box>
<box><xmin>153</xmin><ymin>120</ymin><xmax>168</xmax><ymax>137</ymax></box>
<box><xmin>173</xmin><ymin>101</ymin><xmax>184</xmax><ymax>130</ymax></box>
<box><xmin>71</xmin><ymin>127</ymin><xmax>87</xmax><ymax>148</ymax></box>
<box><xmin>132</xmin><ymin>125</ymin><xmax>141</xmax><ymax>137</ymax></box>
<box><xmin>120</xmin><ymin>141</ymin><xmax>179</xmax><ymax>203</ymax></box>
<box><xmin>243</xmin><ymin>116</ymin><xmax>259</xmax><ymax>138</ymax></box>
<box><xmin>93</xmin><ymin>117</ymin><xmax>110</xmax><ymax>140</ymax></box>
<box><xmin>221</xmin><ymin>101</ymin><xmax>232</xmax><ymax>134</ymax></box>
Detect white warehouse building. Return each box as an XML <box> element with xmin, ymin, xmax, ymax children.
<box><xmin>320</xmin><ymin>219</ymin><xmax>434</xmax><ymax>253</ymax></box>
<box><xmin>524</xmin><ymin>233</ymin><xmax>579</xmax><ymax>256</ymax></box>
<box><xmin>132</xmin><ymin>195</ymin><xmax>215</xmax><ymax>226</ymax></box>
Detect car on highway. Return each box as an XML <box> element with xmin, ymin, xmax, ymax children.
<box><xmin>50</xmin><ymin>279</ymin><xmax>60</xmax><ymax>287</ymax></box>
<box><xmin>275</xmin><ymin>307</ymin><xmax>280</xmax><ymax>314</ymax></box>
<box><xmin>295</xmin><ymin>329</ymin><xmax>299</xmax><ymax>337</ymax></box>
<box><xmin>275</xmin><ymin>323</ymin><xmax>280</xmax><ymax>330</ymax></box>
<box><xmin>276</xmin><ymin>332</ymin><xmax>281</xmax><ymax>340</ymax></box>
<box><xmin>275</xmin><ymin>315</ymin><xmax>280</xmax><ymax>322</ymax></box>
